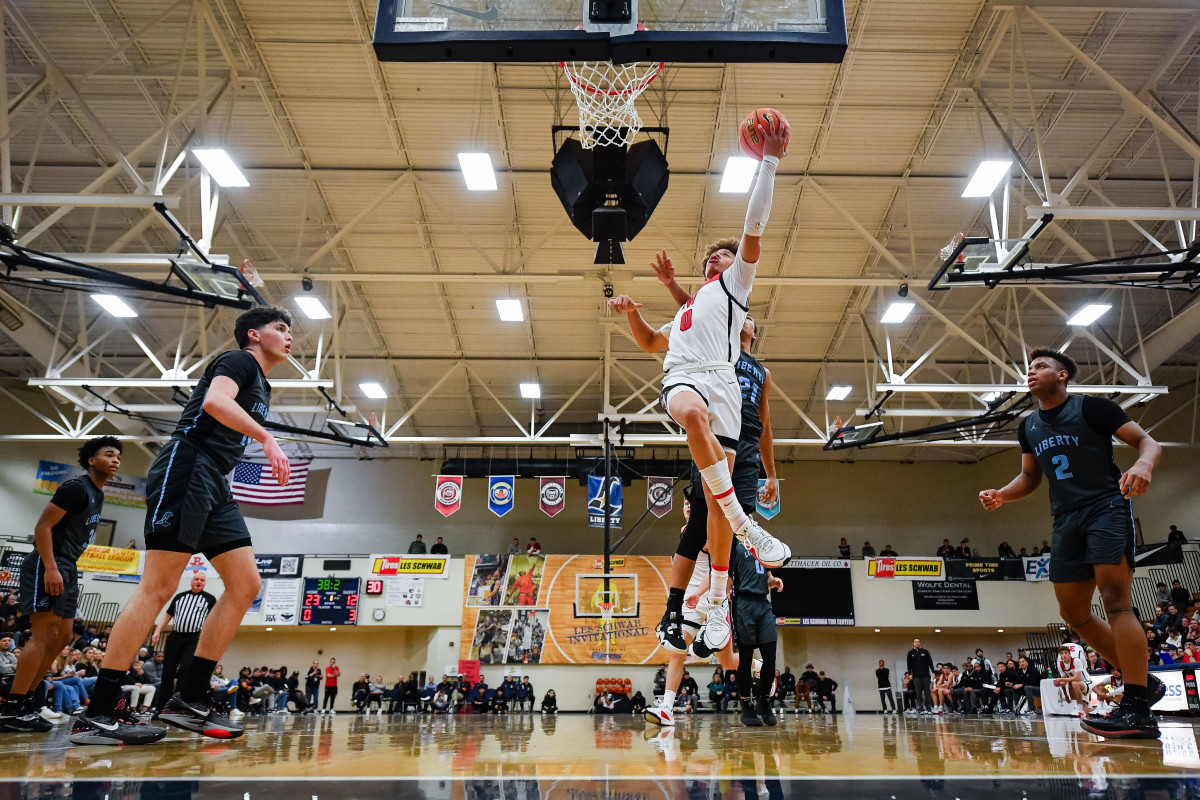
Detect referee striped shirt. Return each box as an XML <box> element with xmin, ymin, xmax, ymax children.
<box><xmin>167</xmin><ymin>590</ymin><xmax>217</xmax><ymax>634</ymax></box>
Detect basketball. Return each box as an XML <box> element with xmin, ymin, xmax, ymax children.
<box><xmin>738</xmin><ymin>108</ymin><xmax>789</xmax><ymax>160</ymax></box>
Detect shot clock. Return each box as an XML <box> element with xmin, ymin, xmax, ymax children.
<box><xmin>365</xmin><ymin>579</ymin><xmax>384</xmax><ymax>595</ymax></box>
<box><xmin>300</xmin><ymin>577</ymin><xmax>361</xmax><ymax>625</ymax></box>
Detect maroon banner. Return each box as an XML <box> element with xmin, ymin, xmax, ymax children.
<box><xmin>435</xmin><ymin>475</ymin><xmax>463</xmax><ymax>517</ymax></box>
<box><xmin>647</xmin><ymin>476</ymin><xmax>673</xmax><ymax>518</ymax></box>
<box><xmin>539</xmin><ymin>476</ymin><xmax>565</xmax><ymax>517</ymax></box>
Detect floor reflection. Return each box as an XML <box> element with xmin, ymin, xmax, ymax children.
<box><xmin>0</xmin><ymin>711</ymin><xmax>1194</xmax><ymax>790</ymax></box>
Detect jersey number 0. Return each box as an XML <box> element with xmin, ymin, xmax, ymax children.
<box><xmin>679</xmin><ymin>298</ymin><xmax>696</xmax><ymax>331</ymax></box>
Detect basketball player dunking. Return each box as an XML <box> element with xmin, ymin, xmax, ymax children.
<box><xmin>608</xmin><ymin>116</ymin><xmax>791</xmax><ymax>657</ymax></box>
<box><xmin>979</xmin><ymin>348</ymin><xmax>1164</xmax><ymax>739</ymax></box>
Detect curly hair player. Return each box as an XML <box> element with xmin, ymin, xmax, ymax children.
<box><xmin>607</xmin><ymin>115</ymin><xmax>791</xmax><ymax>657</ymax></box>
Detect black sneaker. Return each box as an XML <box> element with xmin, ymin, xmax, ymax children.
<box><xmin>656</xmin><ymin>607</ymin><xmax>687</xmax><ymax>654</ymax></box>
<box><xmin>1148</xmin><ymin>674</ymin><xmax>1167</xmax><ymax>707</ymax></box>
<box><xmin>739</xmin><ymin>700</ymin><xmax>762</xmax><ymax>727</ymax></box>
<box><xmin>756</xmin><ymin>696</ymin><xmax>777</xmax><ymax>727</ymax></box>
<box><xmin>1080</xmin><ymin>703</ymin><xmax>1160</xmax><ymax>740</ymax></box>
<box><xmin>0</xmin><ymin>703</ymin><xmax>52</xmax><ymax>733</ymax></box>
<box><xmin>159</xmin><ymin>693</ymin><xmax>244</xmax><ymax>740</ymax></box>
<box><xmin>69</xmin><ymin>701</ymin><xmax>168</xmax><ymax>746</ymax></box>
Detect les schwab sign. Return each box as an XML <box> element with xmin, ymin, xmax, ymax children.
<box><xmin>867</xmin><ymin>557</ymin><xmax>944</xmax><ymax>581</ymax></box>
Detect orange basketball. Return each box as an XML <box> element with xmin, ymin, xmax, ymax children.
<box><xmin>738</xmin><ymin>108</ymin><xmax>789</xmax><ymax>161</ymax></box>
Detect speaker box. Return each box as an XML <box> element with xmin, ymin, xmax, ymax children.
<box><xmin>620</xmin><ymin>139</ymin><xmax>669</xmax><ymax>238</ymax></box>
<box><xmin>550</xmin><ymin>139</ymin><xmax>597</xmax><ymax>237</ymax></box>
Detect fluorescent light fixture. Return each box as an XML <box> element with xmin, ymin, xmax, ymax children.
<box><xmin>458</xmin><ymin>153</ymin><xmax>497</xmax><ymax>191</ymax></box>
<box><xmin>981</xmin><ymin>391</ymin><xmax>1000</xmax><ymax>402</ymax></box>
<box><xmin>91</xmin><ymin>294</ymin><xmax>137</xmax><ymax>318</ymax></box>
<box><xmin>934</xmin><ymin>628</ymin><xmax>942</xmax><ymax>633</ymax></box>
<box><xmin>719</xmin><ymin>156</ymin><xmax>758</xmax><ymax>193</ymax></box>
<box><xmin>520</xmin><ymin>383</ymin><xmax>541</xmax><ymax>399</ymax></box>
<box><xmin>496</xmin><ymin>298</ymin><xmax>523</xmax><ymax>322</ymax></box>
<box><xmin>874</xmin><ymin>628</ymin><xmax>881</xmax><ymax>633</ymax></box>
<box><xmin>826</xmin><ymin>385</ymin><xmax>852</xmax><ymax>401</ymax></box>
<box><xmin>359</xmin><ymin>382</ymin><xmax>387</xmax><ymax>399</ymax></box>
<box><xmin>1066</xmin><ymin>303</ymin><xmax>1111</xmax><ymax>326</ymax></box>
<box><xmin>192</xmin><ymin>148</ymin><xmax>250</xmax><ymax>188</ymax></box>
<box><xmin>329</xmin><ymin>627</ymin><xmax>337</xmax><ymax>632</ymax></box>
<box><xmin>294</xmin><ymin>296</ymin><xmax>331</xmax><ymax>320</ymax></box>
<box><xmin>265</xmin><ymin>627</ymin><xmax>273</xmax><ymax>632</ymax></box>
<box><xmin>881</xmin><ymin>301</ymin><xmax>915</xmax><ymax>324</ymax></box>
<box><xmin>962</xmin><ymin>159</ymin><xmax>1012</xmax><ymax>198</ymax></box>
<box><xmin>997</xmin><ymin>629</ymin><xmax>1004</xmax><ymax>633</ymax></box>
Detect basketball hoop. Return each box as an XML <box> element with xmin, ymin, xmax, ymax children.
<box><xmin>559</xmin><ymin>60</ymin><xmax>664</xmax><ymax>149</ymax></box>
<box><xmin>598</xmin><ymin>600</ymin><xmax>617</xmax><ymax>660</ymax></box>
<box><xmin>939</xmin><ymin>232</ymin><xmax>966</xmax><ymax>264</ymax></box>
<box><xmin>239</xmin><ymin>258</ymin><xmax>264</xmax><ymax>289</ymax></box>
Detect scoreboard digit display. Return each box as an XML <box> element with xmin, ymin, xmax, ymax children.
<box><xmin>365</xmin><ymin>579</ymin><xmax>384</xmax><ymax>595</ymax></box>
<box><xmin>300</xmin><ymin>578</ymin><xmax>360</xmax><ymax>626</ymax></box>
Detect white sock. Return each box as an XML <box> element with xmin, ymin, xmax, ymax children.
<box><xmin>710</xmin><ymin>567</ymin><xmax>729</xmax><ymax>600</ymax></box>
<box><xmin>663</xmin><ymin>690</ymin><xmax>676</xmax><ymax>708</ymax></box>
<box><xmin>699</xmin><ymin>461</ymin><xmax>750</xmax><ymax>533</ymax></box>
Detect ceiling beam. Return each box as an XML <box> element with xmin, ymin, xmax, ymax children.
<box><xmin>1030</xmin><ymin>206</ymin><xmax>1200</xmax><ymax>221</ymax></box>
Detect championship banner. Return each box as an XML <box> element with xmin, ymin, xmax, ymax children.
<box><xmin>370</xmin><ymin>554</ymin><xmax>449</xmax><ymax>578</ymax></box>
<box><xmin>459</xmin><ymin>554</ymin><xmax>671</xmax><ymax>665</ymax></box>
<box><xmin>867</xmin><ymin>557</ymin><xmax>944</xmax><ymax>581</ymax></box>
<box><xmin>35</xmin><ymin>460</ymin><xmax>147</xmax><ymax>509</ymax></box>
<box><xmin>646</xmin><ymin>477</ymin><xmax>673</xmax><ymax>518</ymax></box>
<box><xmin>1022</xmin><ymin>555</ymin><xmax>1051</xmax><ymax>581</ymax></box>
<box><xmin>435</xmin><ymin>475</ymin><xmax>463</xmax><ymax>517</ymax></box>
<box><xmin>587</xmin><ymin>475</ymin><xmax>622</xmax><ymax>528</ymax></box>
<box><xmin>539</xmin><ymin>476</ymin><xmax>565</xmax><ymax>517</ymax></box>
<box><xmin>945</xmin><ymin>558</ymin><xmax>1025</xmax><ymax>581</ymax></box>
<box><xmin>255</xmin><ymin>554</ymin><xmax>304</xmax><ymax>579</ymax></box>
<box><xmin>912</xmin><ymin>580</ymin><xmax>979</xmax><ymax>610</ymax></box>
<box><xmin>756</xmin><ymin>478</ymin><xmax>781</xmax><ymax>520</ymax></box>
<box><xmin>76</xmin><ymin>545</ymin><xmax>140</xmax><ymax>576</ymax></box>
<box><xmin>488</xmin><ymin>476</ymin><xmax>514</xmax><ymax>517</ymax></box>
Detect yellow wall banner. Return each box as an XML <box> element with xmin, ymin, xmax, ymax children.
<box><xmin>369</xmin><ymin>555</ymin><xmax>449</xmax><ymax>578</ymax></box>
<box><xmin>460</xmin><ymin>553</ymin><xmax>671</xmax><ymax>665</ymax></box>
<box><xmin>77</xmin><ymin>545</ymin><xmax>141</xmax><ymax>575</ymax></box>
<box><xmin>866</xmin><ymin>557</ymin><xmax>944</xmax><ymax>581</ymax></box>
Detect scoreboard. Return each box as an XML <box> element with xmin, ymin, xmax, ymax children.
<box><xmin>301</xmin><ymin>577</ymin><xmax>360</xmax><ymax>626</ymax></box>
<box><xmin>770</xmin><ymin>559</ymin><xmax>855</xmax><ymax>626</ymax></box>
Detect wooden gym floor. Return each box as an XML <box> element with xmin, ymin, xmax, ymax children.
<box><xmin>4</xmin><ymin>711</ymin><xmax>1200</xmax><ymax>798</ymax></box>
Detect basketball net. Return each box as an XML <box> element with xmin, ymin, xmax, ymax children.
<box><xmin>939</xmin><ymin>232</ymin><xmax>966</xmax><ymax>264</ymax></box>
<box><xmin>598</xmin><ymin>601</ymin><xmax>616</xmax><ymax>660</ymax></box>
<box><xmin>239</xmin><ymin>258</ymin><xmax>264</xmax><ymax>289</ymax></box>
<box><xmin>560</xmin><ymin>60</ymin><xmax>663</xmax><ymax>149</ymax></box>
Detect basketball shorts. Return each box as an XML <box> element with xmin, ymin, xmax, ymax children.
<box><xmin>661</xmin><ymin>364</ymin><xmax>741</xmax><ymax>452</ymax></box>
<box><xmin>733</xmin><ymin>594</ymin><xmax>776</xmax><ymax>645</ymax></box>
<box><xmin>144</xmin><ymin>439</ymin><xmax>253</xmax><ymax>559</ymax></box>
<box><xmin>1049</xmin><ymin>494</ymin><xmax>1135</xmax><ymax>583</ymax></box>
<box><xmin>682</xmin><ymin>602</ymin><xmax>703</xmax><ymax>631</ymax></box>
<box><xmin>19</xmin><ymin>556</ymin><xmax>80</xmax><ymax>619</ymax></box>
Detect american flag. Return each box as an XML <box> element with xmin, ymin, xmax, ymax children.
<box><xmin>231</xmin><ymin>461</ymin><xmax>310</xmax><ymax>506</ymax></box>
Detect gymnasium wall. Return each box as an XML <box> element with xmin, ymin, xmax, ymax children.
<box><xmin>3</xmin><ymin>439</ymin><xmax>1196</xmax><ymax>558</ymax></box>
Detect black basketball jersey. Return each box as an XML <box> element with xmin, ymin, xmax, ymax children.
<box><xmin>170</xmin><ymin>350</ymin><xmax>271</xmax><ymax>474</ymax></box>
<box><xmin>47</xmin><ymin>476</ymin><xmax>106</xmax><ymax>563</ymax></box>
<box><xmin>735</xmin><ymin>351</ymin><xmax>766</xmax><ymax>444</ymax></box>
<box><xmin>732</xmin><ymin>541</ymin><xmax>769</xmax><ymax>597</ymax></box>
<box><xmin>1020</xmin><ymin>395</ymin><xmax>1126</xmax><ymax>516</ymax></box>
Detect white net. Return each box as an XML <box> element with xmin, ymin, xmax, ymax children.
<box><xmin>560</xmin><ymin>60</ymin><xmax>664</xmax><ymax>149</ymax></box>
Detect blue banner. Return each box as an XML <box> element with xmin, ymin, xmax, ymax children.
<box><xmin>587</xmin><ymin>475</ymin><xmax>622</xmax><ymax>528</ymax></box>
<box><xmin>756</xmin><ymin>478</ymin><xmax>780</xmax><ymax>520</ymax></box>
<box><xmin>488</xmin><ymin>476</ymin><xmax>515</xmax><ymax>517</ymax></box>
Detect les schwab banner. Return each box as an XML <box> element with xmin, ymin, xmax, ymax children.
<box><xmin>866</xmin><ymin>557</ymin><xmax>945</xmax><ymax>581</ymax></box>
<box><xmin>459</xmin><ymin>553</ymin><xmax>671</xmax><ymax>666</ymax></box>
<box><xmin>370</xmin><ymin>555</ymin><xmax>449</xmax><ymax>578</ymax></box>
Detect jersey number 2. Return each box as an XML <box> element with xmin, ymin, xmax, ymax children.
<box><xmin>679</xmin><ymin>299</ymin><xmax>696</xmax><ymax>331</ymax></box>
<box><xmin>1050</xmin><ymin>454</ymin><xmax>1073</xmax><ymax>480</ymax></box>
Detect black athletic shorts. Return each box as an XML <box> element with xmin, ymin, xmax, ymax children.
<box><xmin>733</xmin><ymin>594</ymin><xmax>776</xmax><ymax>645</ymax></box>
<box><xmin>19</xmin><ymin>555</ymin><xmax>80</xmax><ymax>619</ymax></box>
<box><xmin>679</xmin><ymin>442</ymin><xmax>762</xmax><ymax>560</ymax></box>
<box><xmin>144</xmin><ymin>439</ymin><xmax>252</xmax><ymax>559</ymax></box>
<box><xmin>1049</xmin><ymin>494</ymin><xmax>1135</xmax><ymax>583</ymax></box>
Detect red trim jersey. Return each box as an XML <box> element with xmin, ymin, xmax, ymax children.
<box><xmin>660</xmin><ymin>256</ymin><xmax>756</xmax><ymax>372</ymax></box>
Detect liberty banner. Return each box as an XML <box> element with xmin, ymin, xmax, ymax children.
<box><xmin>434</xmin><ymin>475</ymin><xmax>462</xmax><ymax>517</ymax></box>
<box><xmin>646</xmin><ymin>477</ymin><xmax>673</xmax><ymax>518</ymax></box>
<box><xmin>488</xmin><ymin>476</ymin><xmax>514</xmax><ymax>517</ymax></box>
<box><xmin>539</xmin><ymin>476</ymin><xmax>565</xmax><ymax>517</ymax></box>
<box><xmin>459</xmin><ymin>554</ymin><xmax>672</xmax><ymax>665</ymax></box>
<box><xmin>587</xmin><ymin>475</ymin><xmax>622</xmax><ymax>528</ymax></box>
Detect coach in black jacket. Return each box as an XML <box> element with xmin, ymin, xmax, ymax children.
<box><xmin>906</xmin><ymin>639</ymin><xmax>935</xmax><ymax>712</ymax></box>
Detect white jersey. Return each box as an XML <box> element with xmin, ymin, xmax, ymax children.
<box><xmin>660</xmin><ymin>257</ymin><xmax>756</xmax><ymax>372</ymax></box>
<box><xmin>1058</xmin><ymin>643</ymin><xmax>1091</xmax><ymax>686</ymax></box>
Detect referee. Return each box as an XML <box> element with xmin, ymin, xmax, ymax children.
<box><xmin>150</xmin><ymin>571</ymin><xmax>217</xmax><ymax>713</ymax></box>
